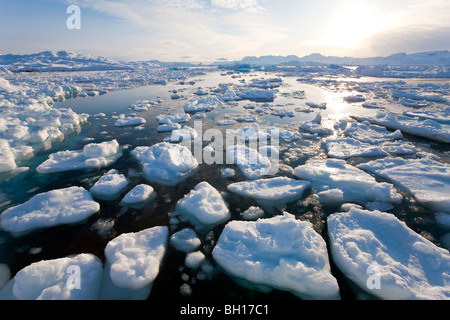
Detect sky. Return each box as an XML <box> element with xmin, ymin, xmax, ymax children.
<box><xmin>0</xmin><ymin>0</ymin><xmax>449</xmax><ymax>63</ymax></box>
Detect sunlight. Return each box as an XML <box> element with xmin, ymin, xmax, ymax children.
<box><xmin>326</xmin><ymin>2</ymin><xmax>384</xmax><ymax>48</ymax></box>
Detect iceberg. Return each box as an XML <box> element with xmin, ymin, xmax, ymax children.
<box><xmin>294</xmin><ymin>159</ymin><xmax>402</xmax><ymax>207</ymax></box>
<box><xmin>131</xmin><ymin>142</ymin><xmax>198</xmax><ymax>186</ymax></box>
<box><xmin>90</xmin><ymin>169</ymin><xmax>128</xmax><ymax>201</ymax></box>
<box><xmin>172</xmin><ymin>182</ymin><xmax>230</xmax><ymax>230</ymax></box>
<box><xmin>328</xmin><ymin>207</ymin><xmax>450</xmax><ymax>299</ymax></box>
<box><xmin>36</xmin><ymin>140</ymin><xmax>122</xmax><ymax>174</ymax></box>
<box><xmin>358</xmin><ymin>157</ymin><xmax>450</xmax><ymax>214</ymax></box>
<box><xmin>0</xmin><ymin>253</ymin><xmax>103</xmax><ymax>300</ymax></box>
<box><xmin>212</xmin><ymin>212</ymin><xmax>340</xmax><ymax>300</ymax></box>
<box><xmin>99</xmin><ymin>226</ymin><xmax>168</xmax><ymax>300</ymax></box>
<box><xmin>227</xmin><ymin>177</ymin><xmax>310</xmax><ymax>211</ymax></box>
<box><xmin>0</xmin><ymin>186</ymin><xmax>99</xmax><ymax>235</ymax></box>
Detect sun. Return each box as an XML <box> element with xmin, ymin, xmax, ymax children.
<box><xmin>326</xmin><ymin>2</ymin><xmax>385</xmax><ymax>48</ymax></box>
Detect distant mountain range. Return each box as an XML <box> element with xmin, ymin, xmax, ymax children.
<box><xmin>237</xmin><ymin>51</ymin><xmax>450</xmax><ymax>66</ymax></box>
<box><xmin>0</xmin><ymin>50</ymin><xmax>449</xmax><ymax>73</ymax></box>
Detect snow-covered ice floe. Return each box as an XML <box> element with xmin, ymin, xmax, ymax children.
<box><xmin>328</xmin><ymin>207</ymin><xmax>450</xmax><ymax>299</ymax></box>
<box><xmin>0</xmin><ymin>186</ymin><xmax>99</xmax><ymax>235</ymax></box>
<box><xmin>225</xmin><ymin>145</ymin><xmax>272</xmax><ymax>180</ymax></box>
<box><xmin>294</xmin><ymin>159</ymin><xmax>402</xmax><ymax>210</ymax></box>
<box><xmin>171</xmin><ymin>181</ymin><xmax>230</xmax><ymax>230</ymax></box>
<box><xmin>227</xmin><ymin>177</ymin><xmax>310</xmax><ymax>211</ymax></box>
<box><xmin>36</xmin><ymin>140</ymin><xmax>122</xmax><ymax>174</ymax></box>
<box><xmin>322</xmin><ymin>137</ymin><xmax>388</xmax><ymax>159</ymax></box>
<box><xmin>90</xmin><ymin>169</ymin><xmax>129</xmax><ymax>201</ymax></box>
<box><xmin>99</xmin><ymin>226</ymin><xmax>168</xmax><ymax>300</ymax></box>
<box><xmin>119</xmin><ymin>184</ymin><xmax>156</xmax><ymax>209</ymax></box>
<box><xmin>131</xmin><ymin>142</ymin><xmax>198</xmax><ymax>186</ymax></box>
<box><xmin>299</xmin><ymin>114</ymin><xmax>333</xmax><ymax>136</ymax></box>
<box><xmin>0</xmin><ymin>253</ymin><xmax>103</xmax><ymax>300</ymax></box>
<box><xmin>212</xmin><ymin>212</ymin><xmax>341</xmax><ymax>300</ymax></box>
<box><xmin>170</xmin><ymin>228</ymin><xmax>201</xmax><ymax>253</ymax></box>
<box><xmin>358</xmin><ymin>157</ymin><xmax>450</xmax><ymax>214</ymax></box>
<box><xmin>184</xmin><ymin>97</ymin><xmax>221</xmax><ymax>113</ymax></box>
<box><xmin>114</xmin><ymin>117</ymin><xmax>146</xmax><ymax>127</ymax></box>
<box><xmin>353</xmin><ymin>112</ymin><xmax>450</xmax><ymax>143</ymax></box>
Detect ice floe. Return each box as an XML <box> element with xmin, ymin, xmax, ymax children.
<box><xmin>212</xmin><ymin>212</ymin><xmax>340</xmax><ymax>300</ymax></box>
<box><xmin>0</xmin><ymin>186</ymin><xmax>99</xmax><ymax>235</ymax></box>
<box><xmin>36</xmin><ymin>139</ymin><xmax>122</xmax><ymax>174</ymax></box>
<box><xmin>358</xmin><ymin>157</ymin><xmax>450</xmax><ymax>214</ymax></box>
<box><xmin>120</xmin><ymin>184</ymin><xmax>156</xmax><ymax>209</ymax></box>
<box><xmin>171</xmin><ymin>181</ymin><xmax>230</xmax><ymax>230</ymax></box>
<box><xmin>170</xmin><ymin>228</ymin><xmax>202</xmax><ymax>252</ymax></box>
<box><xmin>114</xmin><ymin>117</ymin><xmax>146</xmax><ymax>127</ymax></box>
<box><xmin>90</xmin><ymin>169</ymin><xmax>129</xmax><ymax>200</ymax></box>
<box><xmin>328</xmin><ymin>207</ymin><xmax>450</xmax><ymax>299</ymax></box>
<box><xmin>99</xmin><ymin>226</ymin><xmax>168</xmax><ymax>300</ymax></box>
<box><xmin>227</xmin><ymin>177</ymin><xmax>310</xmax><ymax>211</ymax></box>
<box><xmin>0</xmin><ymin>253</ymin><xmax>103</xmax><ymax>300</ymax></box>
<box><xmin>225</xmin><ymin>145</ymin><xmax>272</xmax><ymax>180</ymax></box>
<box><xmin>184</xmin><ymin>97</ymin><xmax>221</xmax><ymax>113</ymax></box>
<box><xmin>294</xmin><ymin>159</ymin><xmax>402</xmax><ymax>208</ymax></box>
<box><xmin>131</xmin><ymin>142</ymin><xmax>198</xmax><ymax>186</ymax></box>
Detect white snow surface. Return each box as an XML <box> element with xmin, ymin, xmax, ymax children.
<box><xmin>114</xmin><ymin>117</ymin><xmax>146</xmax><ymax>127</ymax></box>
<box><xmin>170</xmin><ymin>228</ymin><xmax>202</xmax><ymax>252</ymax></box>
<box><xmin>90</xmin><ymin>169</ymin><xmax>129</xmax><ymax>200</ymax></box>
<box><xmin>120</xmin><ymin>184</ymin><xmax>155</xmax><ymax>206</ymax></box>
<box><xmin>100</xmin><ymin>226</ymin><xmax>168</xmax><ymax>299</ymax></box>
<box><xmin>173</xmin><ymin>182</ymin><xmax>230</xmax><ymax>229</ymax></box>
<box><xmin>131</xmin><ymin>142</ymin><xmax>198</xmax><ymax>186</ymax></box>
<box><xmin>212</xmin><ymin>212</ymin><xmax>340</xmax><ymax>300</ymax></box>
<box><xmin>294</xmin><ymin>159</ymin><xmax>402</xmax><ymax>207</ymax></box>
<box><xmin>225</xmin><ymin>145</ymin><xmax>272</xmax><ymax>180</ymax></box>
<box><xmin>36</xmin><ymin>140</ymin><xmax>122</xmax><ymax>174</ymax></box>
<box><xmin>0</xmin><ymin>186</ymin><xmax>99</xmax><ymax>234</ymax></box>
<box><xmin>358</xmin><ymin>157</ymin><xmax>450</xmax><ymax>214</ymax></box>
<box><xmin>0</xmin><ymin>253</ymin><xmax>103</xmax><ymax>300</ymax></box>
<box><xmin>328</xmin><ymin>207</ymin><xmax>450</xmax><ymax>299</ymax></box>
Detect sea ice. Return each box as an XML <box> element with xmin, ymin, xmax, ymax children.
<box><xmin>322</xmin><ymin>137</ymin><xmax>388</xmax><ymax>159</ymax></box>
<box><xmin>99</xmin><ymin>226</ymin><xmax>168</xmax><ymax>300</ymax></box>
<box><xmin>120</xmin><ymin>184</ymin><xmax>156</xmax><ymax>209</ymax></box>
<box><xmin>0</xmin><ymin>253</ymin><xmax>103</xmax><ymax>300</ymax></box>
<box><xmin>172</xmin><ymin>181</ymin><xmax>230</xmax><ymax>230</ymax></box>
<box><xmin>225</xmin><ymin>145</ymin><xmax>272</xmax><ymax>180</ymax></box>
<box><xmin>131</xmin><ymin>142</ymin><xmax>198</xmax><ymax>186</ymax></box>
<box><xmin>114</xmin><ymin>117</ymin><xmax>146</xmax><ymax>127</ymax></box>
<box><xmin>90</xmin><ymin>169</ymin><xmax>129</xmax><ymax>200</ymax></box>
<box><xmin>212</xmin><ymin>212</ymin><xmax>340</xmax><ymax>300</ymax></box>
<box><xmin>328</xmin><ymin>207</ymin><xmax>450</xmax><ymax>299</ymax></box>
<box><xmin>156</xmin><ymin>113</ymin><xmax>190</xmax><ymax>124</ymax></box>
<box><xmin>36</xmin><ymin>140</ymin><xmax>122</xmax><ymax>174</ymax></box>
<box><xmin>184</xmin><ymin>97</ymin><xmax>221</xmax><ymax>113</ymax></box>
<box><xmin>227</xmin><ymin>177</ymin><xmax>311</xmax><ymax>211</ymax></box>
<box><xmin>299</xmin><ymin>114</ymin><xmax>333</xmax><ymax>136</ymax></box>
<box><xmin>294</xmin><ymin>159</ymin><xmax>402</xmax><ymax>207</ymax></box>
<box><xmin>170</xmin><ymin>228</ymin><xmax>201</xmax><ymax>252</ymax></box>
<box><xmin>0</xmin><ymin>139</ymin><xmax>17</xmax><ymax>173</ymax></box>
<box><xmin>0</xmin><ymin>186</ymin><xmax>100</xmax><ymax>235</ymax></box>
<box><xmin>358</xmin><ymin>157</ymin><xmax>450</xmax><ymax>213</ymax></box>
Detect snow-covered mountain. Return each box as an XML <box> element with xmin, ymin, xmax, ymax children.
<box><xmin>0</xmin><ymin>51</ymin><xmax>133</xmax><ymax>72</ymax></box>
<box><xmin>240</xmin><ymin>50</ymin><xmax>450</xmax><ymax>66</ymax></box>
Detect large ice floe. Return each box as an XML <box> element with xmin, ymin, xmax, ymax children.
<box><xmin>353</xmin><ymin>112</ymin><xmax>450</xmax><ymax>143</ymax></box>
<box><xmin>0</xmin><ymin>253</ymin><xmax>103</xmax><ymax>300</ymax></box>
<box><xmin>36</xmin><ymin>140</ymin><xmax>122</xmax><ymax>174</ymax></box>
<box><xmin>131</xmin><ymin>142</ymin><xmax>198</xmax><ymax>186</ymax></box>
<box><xmin>184</xmin><ymin>96</ymin><xmax>221</xmax><ymax>113</ymax></box>
<box><xmin>328</xmin><ymin>207</ymin><xmax>450</xmax><ymax>299</ymax></box>
<box><xmin>0</xmin><ymin>186</ymin><xmax>99</xmax><ymax>235</ymax></box>
<box><xmin>227</xmin><ymin>177</ymin><xmax>310</xmax><ymax>211</ymax></box>
<box><xmin>358</xmin><ymin>157</ymin><xmax>450</xmax><ymax>214</ymax></box>
<box><xmin>294</xmin><ymin>159</ymin><xmax>402</xmax><ymax>210</ymax></box>
<box><xmin>212</xmin><ymin>212</ymin><xmax>341</xmax><ymax>300</ymax></box>
<box><xmin>99</xmin><ymin>226</ymin><xmax>168</xmax><ymax>300</ymax></box>
<box><xmin>171</xmin><ymin>181</ymin><xmax>230</xmax><ymax>230</ymax></box>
